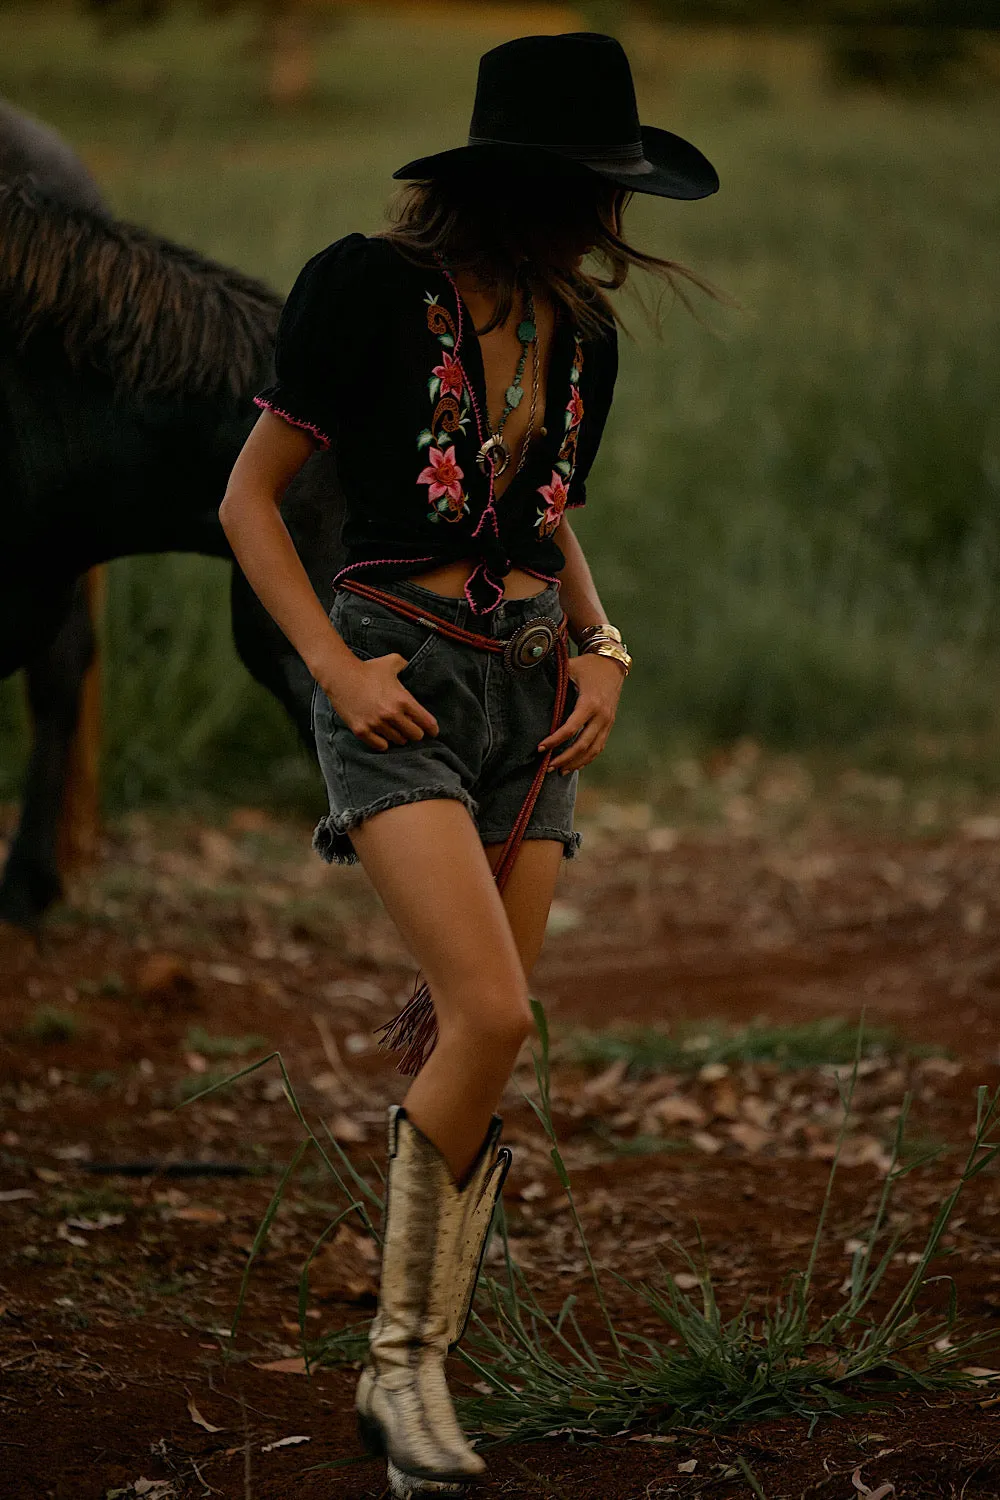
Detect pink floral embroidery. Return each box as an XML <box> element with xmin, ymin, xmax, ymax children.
<box><xmin>536</xmin><ymin>471</ymin><xmax>570</xmax><ymax>539</ymax></box>
<box><xmin>419</xmin><ymin>292</ymin><xmax>472</xmax><ymax>523</ymax></box>
<box><xmin>417</xmin><ymin>445</ymin><xmax>465</xmax><ymax>511</ymax></box>
<box><xmin>536</xmin><ymin>336</ymin><xmax>584</xmax><ymax>537</ymax></box>
<box><xmin>432</xmin><ymin>349</ymin><xmax>464</xmax><ymax>400</ymax></box>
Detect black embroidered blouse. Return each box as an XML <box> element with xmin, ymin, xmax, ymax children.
<box><xmin>254</xmin><ymin>233</ymin><xmax>618</xmax><ymax>613</ymax></box>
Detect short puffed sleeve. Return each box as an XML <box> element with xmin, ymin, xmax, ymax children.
<box><xmin>566</xmin><ymin>322</ymin><xmax>618</xmax><ymax>512</ymax></box>
<box><xmin>253</xmin><ymin>232</ymin><xmax>371</xmax><ymax>449</ymax></box>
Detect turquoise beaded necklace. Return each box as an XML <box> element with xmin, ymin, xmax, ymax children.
<box><xmin>475</xmin><ymin>288</ymin><xmax>539</xmax><ymax>480</ymax></box>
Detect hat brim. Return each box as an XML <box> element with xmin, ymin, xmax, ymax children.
<box><xmin>392</xmin><ymin>126</ymin><xmax>719</xmax><ymax>201</ymax></box>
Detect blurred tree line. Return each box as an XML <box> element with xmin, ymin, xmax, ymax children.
<box><xmin>642</xmin><ymin>1</ymin><xmax>999</xmax><ymax>21</ymax></box>
<box><xmin>74</xmin><ymin>0</ymin><xmax>1000</xmax><ymax>106</ymax></box>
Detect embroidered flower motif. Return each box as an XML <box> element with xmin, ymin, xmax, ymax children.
<box><xmin>418</xmin><ymin>292</ymin><xmax>472</xmax><ymax>523</ymax></box>
<box><xmin>536</xmin><ymin>471</ymin><xmax>570</xmax><ymax>539</ymax></box>
<box><xmin>536</xmin><ymin>336</ymin><xmax>584</xmax><ymax>537</ymax></box>
<box><xmin>432</xmin><ymin>349</ymin><xmax>464</xmax><ymax>401</ymax></box>
<box><xmin>418</xmin><ymin>446</ymin><xmax>467</xmax><ymax>518</ymax></box>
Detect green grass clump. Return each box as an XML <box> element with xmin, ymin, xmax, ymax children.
<box><xmin>561</xmin><ymin>1016</ymin><xmax>919</xmax><ymax>1075</ymax></box>
<box><xmin>184</xmin><ymin>1026</ymin><xmax>268</xmax><ymax>1059</ymax></box>
<box><xmin>184</xmin><ymin>1009</ymin><xmax>1000</xmax><ymax>1449</ymax></box>
<box><xmin>21</xmin><ymin>1006</ymin><xmax>80</xmax><ymax>1044</ymax></box>
<box><xmin>457</xmin><ymin>1005</ymin><xmax>1000</xmax><ymax>1441</ymax></box>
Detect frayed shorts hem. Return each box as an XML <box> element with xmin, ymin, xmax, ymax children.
<box><xmin>312</xmin><ymin>794</ymin><xmax>581</xmax><ymax>866</ymax></box>
<box><xmin>478</xmin><ymin>826</ymin><xmax>582</xmax><ymax>859</ymax></box>
<box><xmin>312</xmin><ymin>786</ymin><xmax>479</xmax><ymax>866</ymax></box>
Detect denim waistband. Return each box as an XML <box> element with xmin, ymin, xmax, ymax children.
<box><xmin>372</xmin><ymin>576</ymin><xmax>563</xmax><ymax>638</ymax></box>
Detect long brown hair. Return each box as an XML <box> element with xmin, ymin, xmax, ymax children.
<box><xmin>383</xmin><ymin>167</ymin><xmax>724</xmax><ymax>339</ymax></box>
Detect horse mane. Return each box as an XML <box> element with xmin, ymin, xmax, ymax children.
<box><xmin>0</xmin><ymin>179</ymin><xmax>282</xmax><ymax>401</ymax></box>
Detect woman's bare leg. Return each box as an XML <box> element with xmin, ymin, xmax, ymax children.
<box><xmin>349</xmin><ymin>800</ymin><xmax>555</xmax><ymax>1183</ymax></box>
<box><xmin>484</xmin><ymin>837</ymin><xmax>565</xmax><ymax>978</ymax></box>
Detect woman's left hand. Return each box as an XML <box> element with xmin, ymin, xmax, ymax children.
<box><xmin>539</xmin><ymin>653</ymin><xmax>625</xmax><ymax>774</ymax></box>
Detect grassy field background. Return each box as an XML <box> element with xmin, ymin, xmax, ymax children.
<box><xmin>2</xmin><ymin>4</ymin><xmax>999</xmax><ymax>813</ymax></box>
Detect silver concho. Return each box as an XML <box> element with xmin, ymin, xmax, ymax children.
<box><xmin>503</xmin><ymin>618</ymin><xmax>557</xmax><ymax>673</ymax></box>
<box><xmin>476</xmin><ymin>434</ymin><xmax>510</xmax><ymax>477</ymax></box>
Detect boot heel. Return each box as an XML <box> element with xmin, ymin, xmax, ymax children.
<box><xmin>357</xmin><ymin>1410</ymin><xmax>387</xmax><ymax>1457</ymax></box>
<box><xmin>387</xmin><ymin>1458</ymin><xmax>471</xmax><ymax>1497</ymax></box>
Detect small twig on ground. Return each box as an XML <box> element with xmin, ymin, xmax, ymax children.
<box><xmin>186</xmin><ymin>1453</ymin><xmax>221</xmax><ymax>1495</ymax></box>
<box><xmin>205</xmin><ymin>1372</ymin><xmax>282</xmax><ymax>1424</ymax></box>
<box><xmin>311</xmin><ymin>1011</ymin><xmax>371</xmax><ymax>1099</ymax></box>
<box><xmin>502</xmin><ymin>1458</ymin><xmax>566</xmax><ymax>1497</ymax></box>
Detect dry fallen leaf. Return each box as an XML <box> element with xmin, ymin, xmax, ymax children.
<box><xmin>653</xmin><ymin>1095</ymin><xmax>709</xmax><ymax>1129</ymax></box>
<box><xmin>66</xmin><ymin>1213</ymin><xmax>125</xmax><ymax>1231</ymax></box>
<box><xmin>852</xmin><ymin>1469</ymin><xmax>895</xmax><ymax>1500</ymax></box>
<box><xmin>672</xmin><ymin>1273</ymin><xmax>700</xmax><ymax>1291</ymax></box>
<box><xmin>727</xmin><ymin>1122</ymin><xmax>771</xmax><ymax>1153</ymax></box>
<box><xmin>581</xmin><ymin>1058</ymin><xmax>629</xmax><ymax>1101</ymax></box>
<box><xmin>710</xmin><ymin>1080</ymin><xmax>741</xmax><ymax>1120</ymax></box>
<box><xmin>691</xmin><ymin>1131</ymin><xmax>723</xmax><ymax>1155</ymax></box>
<box><xmin>0</xmin><ymin>1189</ymin><xmax>36</xmax><ymax>1203</ymax></box>
<box><xmin>677</xmin><ymin>1457</ymin><xmax>697</xmax><ymax>1473</ymax></box>
<box><xmin>741</xmin><ymin>1094</ymin><xmax>776</xmax><ymax>1129</ymax></box>
<box><xmin>186</xmin><ymin>1397</ymin><xmax>225</xmax><ymax>1433</ymax></box>
<box><xmin>327</xmin><ymin>1112</ymin><xmax>367</xmax><ymax>1144</ymax></box>
<box><xmin>173</xmin><ymin>1206</ymin><xmax>226</xmax><ymax>1225</ymax></box>
<box><xmin>206</xmin><ymin>963</ymin><xmax>246</xmax><ymax>985</ymax></box>
<box><xmin>253</xmin><ymin>1357</ymin><xmax>309</xmax><ymax>1375</ymax></box>
<box><xmin>135</xmin><ymin>953</ymin><xmax>196</xmax><ymax>1005</ymax></box>
<box><xmin>308</xmin><ymin>1224</ymin><xmax>379</xmax><ymax>1304</ymax></box>
<box><xmin>260</xmin><ymin>1435</ymin><xmax>311</xmax><ymax>1452</ymax></box>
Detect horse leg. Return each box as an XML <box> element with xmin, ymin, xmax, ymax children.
<box><xmin>0</xmin><ymin>577</ymin><xmax>95</xmax><ymax>929</ymax></box>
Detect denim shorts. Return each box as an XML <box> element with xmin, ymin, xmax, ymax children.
<box><xmin>310</xmin><ymin>577</ymin><xmax>581</xmax><ymax>865</ymax></box>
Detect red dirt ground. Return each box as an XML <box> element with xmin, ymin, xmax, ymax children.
<box><xmin>4</xmin><ymin>790</ymin><xmax>1000</xmax><ymax>1499</ymax></box>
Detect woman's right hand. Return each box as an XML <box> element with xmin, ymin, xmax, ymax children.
<box><xmin>320</xmin><ymin>654</ymin><xmax>439</xmax><ymax>751</ymax></box>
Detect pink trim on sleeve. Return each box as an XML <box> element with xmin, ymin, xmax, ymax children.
<box><xmin>254</xmin><ymin>396</ymin><xmax>331</xmax><ymax>450</ymax></box>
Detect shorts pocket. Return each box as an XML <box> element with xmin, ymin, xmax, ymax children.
<box><xmin>396</xmin><ymin>631</ymin><xmax>439</xmax><ymax>685</ymax></box>
<box><xmin>345</xmin><ymin>597</ymin><xmax>438</xmax><ymax>678</ymax></box>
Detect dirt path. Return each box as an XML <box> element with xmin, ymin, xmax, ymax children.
<box><xmin>3</xmin><ymin>806</ymin><xmax>1000</xmax><ymax>1498</ymax></box>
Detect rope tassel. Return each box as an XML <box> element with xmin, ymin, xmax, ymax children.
<box><xmin>375</xmin><ymin>977</ymin><xmax>438</xmax><ymax>1077</ymax></box>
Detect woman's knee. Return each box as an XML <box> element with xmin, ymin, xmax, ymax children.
<box><xmin>438</xmin><ymin>980</ymin><xmax>533</xmax><ymax>1056</ymax></box>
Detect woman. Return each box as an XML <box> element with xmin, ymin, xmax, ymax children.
<box><xmin>220</xmin><ymin>32</ymin><xmax>718</xmax><ymax>1499</ymax></box>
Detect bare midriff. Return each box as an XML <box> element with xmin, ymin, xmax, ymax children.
<box><xmin>408</xmin><ymin>559</ymin><xmax>548</xmax><ymax>600</ymax></box>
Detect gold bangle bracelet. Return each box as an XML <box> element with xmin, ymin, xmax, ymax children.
<box><xmin>577</xmin><ymin>622</ymin><xmax>623</xmax><ymax>648</ymax></box>
<box><xmin>581</xmin><ymin>641</ymin><xmax>632</xmax><ymax>677</ymax></box>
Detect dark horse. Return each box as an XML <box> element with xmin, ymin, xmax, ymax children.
<box><xmin>0</xmin><ymin>100</ymin><xmax>345</xmax><ymax>926</ymax></box>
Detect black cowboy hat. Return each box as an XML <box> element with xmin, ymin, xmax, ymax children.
<box><xmin>393</xmin><ymin>32</ymin><xmax>718</xmax><ymax>202</ymax></box>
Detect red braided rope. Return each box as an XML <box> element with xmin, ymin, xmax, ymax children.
<box><xmin>337</xmin><ymin>578</ymin><xmax>570</xmax><ymax>1073</ymax></box>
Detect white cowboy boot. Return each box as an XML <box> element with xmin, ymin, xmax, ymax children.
<box><xmin>447</xmin><ymin>1114</ymin><xmax>511</xmax><ymax>1348</ymax></box>
<box><xmin>356</xmin><ymin>1106</ymin><xmax>511</xmax><ymax>1497</ymax></box>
